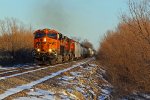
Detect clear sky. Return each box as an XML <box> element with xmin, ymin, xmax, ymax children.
<box><xmin>0</xmin><ymin>0</ymin><xmax>128</xmax><ymax>49</ymax></box>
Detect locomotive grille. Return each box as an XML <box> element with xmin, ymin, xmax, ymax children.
<box><xmin>36</xmin><ymin>42</ymin><xmax>48</xmax><ymax>52</ymax></box>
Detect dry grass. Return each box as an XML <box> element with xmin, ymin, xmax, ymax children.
<box><xmin>97</xmin><ymin>0</ymin><xmax>150</xmax><ymax>98</ymax></box>
<box><xmin>72</xmin><ymin>90</ymin><xmax>85</xmax><ymax>100</ymax></box>
<box><xmin>99</xmin><ymin>22</ymin><xmax>150</xmax><ymax>95</ymax></box>
<box><xmin>0</xmin><ymin>18</ymin><xmax>33</xmax><ymax>65</ymax></box>
<box><xmin>98</xmin><ymin>18</ymin><xmax>150</xmax><ymax>98</ymax></box>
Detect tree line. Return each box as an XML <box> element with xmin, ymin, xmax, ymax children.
<box><xmin>98</xmin><ymin>0</ymin><xmax>150</xmax><ymax>98</ymax></box>
<box><xmin>0</xmin><ymin>18</ymin><xmax>33</xmax><ymax>65</ymax></box>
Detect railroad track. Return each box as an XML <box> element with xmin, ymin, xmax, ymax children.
<box><xmin>0</xmin><ymin>58</ymin><xmax>94</xmax><ymax>99</ymax></box>
<box><xmin>0</xmin><ymin>62</ymin><xmax>70</xmax><ymax>78</ymax></box>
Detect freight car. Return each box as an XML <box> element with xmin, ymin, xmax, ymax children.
<box><xmin>32</xmin><ymin>29</ymin><xmax>94</xmax><ymax>64</ymax></box>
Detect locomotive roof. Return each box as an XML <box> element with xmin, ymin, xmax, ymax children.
<box><xmin>34</xmin><ymin>29</ymin><xmax>59</xmax><ymax>34</ymax></box>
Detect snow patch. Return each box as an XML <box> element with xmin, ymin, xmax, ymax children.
<box><xmin>15</xmin><ymin>88</ymin><xmax>55</xmax><ymax>100</ymax></box>
<box><xmin>23</xmin><ymin>67</ymin><xmax>34</xmax><ymax>70</ymax></box>
<box><xmin>76</xmin><ymin>87</ymin><xmax>85</xmax><ymax>93</ymax></box>
<box><xmin>89</xmin><ymin>64</ymin><xmax>97</xmax><ymax>67</ymax></box>
<box><xmin>59</xmin><ymin>76</ymin><xmax>74</xmax><ymax>81</ymax></box>
<box><xmin>70</xmin><ymin>72</ymin><xmax>81</xmax><ymax>77</ymax></box>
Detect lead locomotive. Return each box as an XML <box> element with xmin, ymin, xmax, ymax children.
<box><xmin>32</xmin><ymin>29</ymin><xmax>94</xmax><ymax>64</ymax></box>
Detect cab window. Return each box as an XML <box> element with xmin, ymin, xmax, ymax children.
<box><xmin>47</xmin><ymin>33</ymin><xmax>57</xmax><ymax>39</ymax></box>
<box><xmin>34</xmin><ymin>32</ymin><xmax>46</xmax><ymax>39</ymax></box>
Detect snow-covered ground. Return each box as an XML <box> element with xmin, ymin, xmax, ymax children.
<box><xmin>2</xmin><ymin>58</ymin><xmax>150</xmax><ymax>100</ymax></box>
<box><xmin>0</xmin><ymin>58</ymin><xmax>115</xmax><ymax>100</ymax></box>
<box><xmin>0</xmin><ymin>63</ymin><xmax>65</xmax><ymax>80</ymax></box>
<box><xmin>0</xmin><ymin>58</ymin><xmax>93</xmax><ymax>99</ymax></box>
<box><xmin>15</xmin><ymin>88</ymin><xmax>71</xmax><ymax>100</ymax></box>
<box><xmin>2</xmin><ymin>58</ymin><xmax>112</xmax><ymax>100</ymax></box>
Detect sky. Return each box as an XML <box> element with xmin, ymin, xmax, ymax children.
<box><xmin>0</xmin><ymin>0</ymin><xmax>128</xmax><ymax>49</ymax></box>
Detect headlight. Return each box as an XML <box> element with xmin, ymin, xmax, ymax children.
<box><xmin>49</xmin><ymin>49</ymin><xmax>52</xmax><ymax>52</ymax></box>
<box><xmin>43</xmin><ymin>38</ymin><xmax>46</xmax><ymax>42</ymax></box>
<box><xmin>37</xmin><ymin>49</ymin><xmax>40</xmax><ymax>52</ymax></box>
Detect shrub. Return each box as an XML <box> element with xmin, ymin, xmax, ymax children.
<box><xmin>98</xmin><ymin>1</ymin><xmax>150</xmax><ymax>97</ymax></box>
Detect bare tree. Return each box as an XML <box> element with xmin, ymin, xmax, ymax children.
<box><xmin>0</xmin><ymin>18</ymin><xmax>33</xmax><ymax>64</ymax></box>
<box><xmin>98</xmin><ymin>0</ymin><xmax>150</xmax><ymax>97</ymax></box>
<box><xmin>122</xmin><ymin>0</ymin><xmax>150</xmax><ymax>44</ymax></box>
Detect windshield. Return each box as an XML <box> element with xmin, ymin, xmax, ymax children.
<box><xmin>34</xmin><ymin>32</ymin><xmax>46</xmax><ymax>39</ymax></box>
<box><xmin>47</xmin><ymin>33</ymin><xmax>57</xmax><ymax>39</ymax></box>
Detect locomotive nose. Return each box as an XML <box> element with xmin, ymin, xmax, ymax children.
<box><xmin>40</xmin><ymin>42</ymin><xmax>49</xmax><ymax>52</ymax></box>
<box><xmin>35</xmin><ymin>42</ymin><xmax>49</xmax><ymax>53</ymax></box>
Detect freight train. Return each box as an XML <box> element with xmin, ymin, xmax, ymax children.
<box><xmin>32</xmin><ymin>29</ymin><xmax>94</xmax><ymax>64</ymax></box>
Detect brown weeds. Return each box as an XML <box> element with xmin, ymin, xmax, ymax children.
<box><xmin>98</xmin><ymin>0</ymin><xmax>150</xmax><ymax>97</ymax></box>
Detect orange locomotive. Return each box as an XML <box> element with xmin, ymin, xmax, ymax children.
<box><xmin>32</xmin><ymin>29</ymin><xmax>75</xmax><ymax>64</ymax></box>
